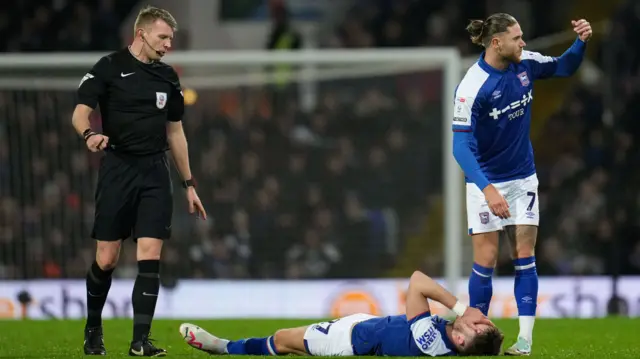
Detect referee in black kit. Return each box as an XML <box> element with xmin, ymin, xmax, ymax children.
<box><xmin>71</xmin><ymin>6</ymin><xmax>206</xmax><ymax>357</ymax></box>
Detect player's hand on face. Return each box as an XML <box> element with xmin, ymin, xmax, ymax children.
<box><xmin>572</xmin><ymin>19</ymin><xmax>592</xmax><ymax>42</ymax></box>
<box><xmin>482</xmin><ymin>184</ymin><xmax>510</xmax><ymax>219</ymax></box>
<box><xmin>86</xmin><ymin>134</ymin><xmax>109</xmax><ymax>152</ymax></box>
<box><xmin>459</xmin><ymin>307</ymin><xmax>494</xmax><ymax>333</ymax></box>
<box><xmin>186</xmin><ymin>187</ymin><xmax>207</xmax><ymax>220</ymax></box>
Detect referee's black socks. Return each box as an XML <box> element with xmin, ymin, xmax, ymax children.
<box><xmin>86</xmin><ymin>261</ymin><xmax>115</xmax><ymax>328</ymax></box>
<box><xmin>132</xmin><ymin>259</ymin><xmax>160</xmax><ymax>342</ymax></box>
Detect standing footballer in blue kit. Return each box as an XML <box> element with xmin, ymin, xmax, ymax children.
<box><xmin>451</xmin><ymin>13</ymin><xmax>592</xmax><ymax>356</ymax></box>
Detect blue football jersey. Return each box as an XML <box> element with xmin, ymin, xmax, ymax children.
<box><xmin>451</xmin><ymin>39</ymin><xmax>585</xmax><ymax>184</ymax></box>
<box><xmin>351</xmin><ymin>313</ymin><xmax>457</xmax><ymax>357</ymax></box>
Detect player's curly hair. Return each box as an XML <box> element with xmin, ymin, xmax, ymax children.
<box><xmin>459</xmin><ymin>325</ymin><xmax>504</xmax><ymax>356</ymax></box>
<box><xmin>466</xmin><ymin>13</ymin><xmax>518</xmax><ymax>48</ymax></box>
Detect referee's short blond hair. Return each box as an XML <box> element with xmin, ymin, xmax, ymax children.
<box><xmin>134</xmin><ymin>5</ymin><xmax>178</xmax><ymax>35</ymax></box>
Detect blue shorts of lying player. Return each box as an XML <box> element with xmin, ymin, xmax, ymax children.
<box><xmin>180</xmin><ymin>271</ymin><xmax>504</xmax><ymax>357</ymax></box>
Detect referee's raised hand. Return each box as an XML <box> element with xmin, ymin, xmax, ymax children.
<box><xmin>85</xmin><ymin>133</ymin><xmax>109</xmax><ymax>152</ymax></box>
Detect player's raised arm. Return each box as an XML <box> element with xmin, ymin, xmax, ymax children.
<box><xmin>522</xmin><ymin>19</ymin><xmax>591</xmax><ymax>80</ymax></box>
<box><xmin>406</xmin><ymin>271</ymin><xmax>492</xmax><ymax>329</ymax></box>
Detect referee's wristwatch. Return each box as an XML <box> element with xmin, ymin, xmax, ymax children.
<box><xmin>182</xmin><ymin>178</ymin><xmax>197</xmax><ymax>189</ymax></box>
<box><xmin>82</xmin><ymin>128</ymin><xmax>97</xmax><ymax>141</ymax></box>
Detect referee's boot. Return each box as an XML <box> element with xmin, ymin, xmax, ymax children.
<box><xmin>129</xmin><ymin>334</ymin><xmax>167</xmax><ymax>357</ymax></box>
<box><xmin>84</xmin><ymin>326</ymin><xmax>106</xmax><ymax>356</ymax></box>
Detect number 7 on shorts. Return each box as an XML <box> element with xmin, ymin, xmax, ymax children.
<box><xmin>526</xmin><ymin>191</ymin><xmax>536</xmax><ymax>211</ymax></box>
<box><xmin>315</xmin><ymin>319</ymin><xmax>338</xmax><ymax>335</ymax></box>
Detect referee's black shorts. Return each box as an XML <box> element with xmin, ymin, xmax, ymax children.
<box><xmin>91</xmin><ymin>151</ymin><xmax>173</xmax><ymax>241</ymax></box>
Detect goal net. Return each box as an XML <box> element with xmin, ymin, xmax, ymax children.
<box><xmin>0</xmin><ymin>49</ymin><xmax>464</xmax><ymax>291</ymax></box>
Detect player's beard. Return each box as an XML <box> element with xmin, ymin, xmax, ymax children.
<box><xmin>502</xmin><ymin>48</ymin><xmax>521</xmax><ymax>64</ymax></box>
<box><xmin>496</xmin><ymin>45</ymin><xmax>512</xmax><ymax>65</ymax></box>
<box><xmin>507</xmin><ymin>45</ymin><xmax>524</xmax><ymax>63</ymax></box>
<box><xmin>512</xmin><ymin>48</ymin><xmax>523</xmax><ymax>63</ymax></box>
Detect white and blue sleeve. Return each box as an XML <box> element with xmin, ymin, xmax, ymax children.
<box><xmin>451</xmin><ymin>64</ymin><xmax>491</xmax><ymax>190</ymax></box>
<box><xmin>451</xmin><ymin>64</ymin><xmax>489</xmax><ymax>133</ymax></box>
<box><xmin>521</xmin><ymin>37</ymin><xmax>586</xmax><ymax>80</ymax></box>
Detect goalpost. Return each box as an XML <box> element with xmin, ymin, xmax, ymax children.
<box><xmin>0</xmin><ymin>49</ymin><xmax>465</xmax><ymax>293</ymax></box>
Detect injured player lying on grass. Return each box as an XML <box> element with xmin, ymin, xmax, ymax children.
<box><xmin>180</xmin><ymin>271</ymin><xmax>504</xmax><ymax>357</ymax></box>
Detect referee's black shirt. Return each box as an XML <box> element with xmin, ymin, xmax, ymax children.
<box><xmin>77</xmin><ymin>48</ymin><xmax>185</xmax><ymax>156</ymax></box>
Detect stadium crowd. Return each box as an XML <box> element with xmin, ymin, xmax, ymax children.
<box><xmin>0</xmin><ymin>0</ymin><xmax>638</xmax><ymax>279</ymax></box>
<box><xmin>0</xmin><ymin>0</ymin><xmax>133</xmax><ymax>52</ymax></box>
<box><xmin>523</xmin><ymin>0</ymin><xmax>640</xmax><ymax>277</ymax></box>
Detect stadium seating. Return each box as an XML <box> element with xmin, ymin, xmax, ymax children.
<box><xmin>0</xmin><ymin>0</ymin><xmax>637</xmax><ymax>279</ymax></box>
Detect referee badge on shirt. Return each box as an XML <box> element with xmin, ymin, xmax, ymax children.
<box><xmin>156</xmin><ymin>92</ymin><xmax>167</xmax><ymax>109</ymax></box>
<box><xmin>517</xmin><ymin>72</ymin><xmax>530</xmax><ymax>87</ymax></box>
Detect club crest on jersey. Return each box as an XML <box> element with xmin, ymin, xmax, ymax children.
<box><xmin>479</xmin><ymin>212</ymin><xmax>490</xmax><ymax>225</ymax></box>
<box><xmin>156</xmin><ymin>92</ymin><xmax>167</xmax><ymax>109</ymax></box>
<box><xmin>517</xmin><ymin>72</ymin><xmax>530</xmax><ymax>86</ymax></box>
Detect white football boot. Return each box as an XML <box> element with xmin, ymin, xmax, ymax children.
<box><xmin>179</xmin><ymin>323</ymin><xmax>230</xmax><ymax>355</ymax></box>
<box><xmin>504</xmin><ymin>336</ymin><xmax>532</xmax><ymax>356</ymax></box>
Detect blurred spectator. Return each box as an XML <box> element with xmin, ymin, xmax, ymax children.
<box><xmin>265</xmin><ymin>2</ymin><xmax>303</xmax><ymax>114</ymax></box>
<box><xmin>1</xmin><ymin>1</ymin><xmax>135</xmax><ymax>53</ymax></box>
<box><xmin>286</xmin><ymin>228</ymin><xmax>341</xmax><ymax>279</ymax></box>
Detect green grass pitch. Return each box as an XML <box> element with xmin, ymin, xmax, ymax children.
<box><xmin>0</xmin><ymin>318</ymin><xmax>637</xmax><ymax>358</ymax></box>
